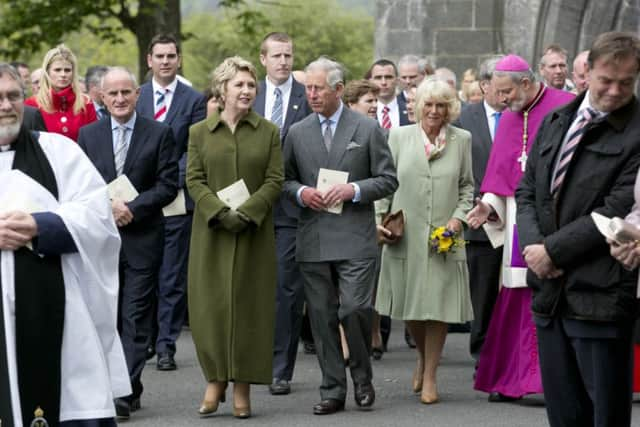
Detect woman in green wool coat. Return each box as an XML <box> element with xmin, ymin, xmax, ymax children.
<box><xmin>186</xmin><ymin>56</ymin><xmax>283</xmax><ymax>419</ymax></box>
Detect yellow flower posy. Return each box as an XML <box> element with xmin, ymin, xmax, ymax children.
<box><xmin>429</xmin><ymin>226</ymin><xmax>465</xmax><ymax>255</ymax></box>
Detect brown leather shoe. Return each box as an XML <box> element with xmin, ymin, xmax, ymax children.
<box><xmin>313</xmin><ymin>399</ymin><xmax>345</xmax><ymax>415</ymax></box>
<box><xmin>354</xmin><ymin>382</ymin><xmax>375</xmax><ymax>409</ymax></box>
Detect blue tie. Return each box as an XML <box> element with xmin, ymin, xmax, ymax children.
<box><xmin>271</xmin><ymin>87</ymin><xmax>283</xmax><ymax>129</ymax></box>
<box><xmin>493</xmin><ymin>111</ymin><xmax>502</xmax><ymax>140</ymax></box>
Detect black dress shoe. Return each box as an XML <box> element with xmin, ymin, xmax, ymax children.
<box><xmin>404</xmin><ymin>328</ymin><xmax>416</xmax><ymax>348</ymax></box>
<box><xmin>156</xmin><ymin>353</ymin><xmax>177</xmax><ymax>371</ymax></box>
<box><xmin>303</xmin><ymin>341</ymin><xmax>316</xmax><ymax>355</ymax></box>
<box><xmin>371</xmin><ymin>347</ymin><xmax>384</xmax><ymax>360</ymax></box>
<box><xmin>354</xmin><ymin>382</ymin><xmax>375</xmax><ymax>408</ymax></box>
<box><xmin>269</xmin><ymin>379</ymin><xmax>291</xmax><ymax>395</ymax></box>
<box><xmin>313</xmin><ymin>399</ymin><xmax>345</xmax><ymax>415</ymax></box>
<box><xmin>130</xmin><ymin>397</ymin><xmax>141</xmax><ymax>411</ymax></box>
<box><xmin>145</xmin><ymin>346</ymin><xmax>156</xmax><ymax>361</ymax></box>
<box><xmin>114</xmin><ymin>398</ymin><xmax>130</xmax><ymax>420</ymax></box>
<box><xmin>488</xmin><ymin>392</ymin><xmax>521</xmax><ymax>402</ymax></box>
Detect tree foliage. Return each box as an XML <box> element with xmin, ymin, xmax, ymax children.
<box><xmin>182</xmin><ymin>0</ymin><xmax>374</xmax><ymax>90</ymax></box>
<box><xmin>0</xmin><ymin>0</ymin><xmax>181</xmax><ymax>81</ymax></box>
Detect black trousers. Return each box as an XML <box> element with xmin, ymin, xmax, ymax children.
<box><xmin>466</xmin><ymin>241</ymin><xmax>502</xmax><ymax>359</ymax></box>
<box><xmin>536</xmin><ymin>316</ymin><xmax>633</xmax><ymax>427</ymax></box>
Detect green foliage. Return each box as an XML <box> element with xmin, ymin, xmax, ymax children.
<box><xmin>182</xmin><ymin>0</ymin><xmax>374</xmax><ymax>91</ymax></box>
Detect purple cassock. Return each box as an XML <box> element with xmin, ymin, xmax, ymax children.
<box><xmin>474</xmin><ymin>84</ymin><xmax>574</xmax><ymax>398</ymax></box>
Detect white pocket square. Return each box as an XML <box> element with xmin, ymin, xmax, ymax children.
<box><xmin>346</xmin><ymin>141</ymin><xmax>362</xmax><ymax>150</ymax></box>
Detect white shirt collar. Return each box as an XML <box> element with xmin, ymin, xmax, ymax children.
<box><xmin>318</xmin><ymin>101</ymin><xmax>344</xmax><ymax>126</ymax></box>
<box><xmin>265</xmin><ymin>75</ymin><xmax>293</xmax><ymax>97</ymax></box>
<box><xmin>581</xmin><ymin>90</ymin><xmax>608</xmax><ymax>120</ymax></box>
<box><xmin>111</xmin><ymin>112</ymin><xmax>137</xmax><ymax>131</ymax></box>
<box><xmin>152</xmin><ymin>77</ymin><xmax>178</xmax><ymax>95</ymax></box>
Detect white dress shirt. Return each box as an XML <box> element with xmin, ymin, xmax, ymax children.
<box><xmin>376</xmin><ymin>98</ymin><xmax>400</xmax><ymax>128</ymax></box>
<box><xmin>264</xmin><ymin>75</ymin><xmax>293</xmax><ymax>124</ymax></box>
<box><xmin>152</xmin><ymin>78</ymin><xmax>179</xmax><ymax>116</ymax></box>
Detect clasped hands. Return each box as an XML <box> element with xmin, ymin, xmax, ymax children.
<box><xmin>217</xmin><ymin>208</ymin><xmax>251</xmax><ymax>233</ymax></box>
<box><xmin>522</xmin><ymin>244</ymin><xmax>563</xmax><ymax>279</ymax></box>
<box><xmin>301</xmin><ymin>184</ymin><xmax>355</xmax><ymax>212</ymax></box>
<box><xmin>112</xmin><ymin>199</ymin><xmax>134</xmax><ymax>228</ymax></box>
<box><xmin>0</xmin><ymin>210</ymin><xmax>37</xmax><ymax>251</ymax></box>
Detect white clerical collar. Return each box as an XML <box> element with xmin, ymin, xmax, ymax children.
<box><xmin>152</xmin><ymin>77</ymin><xmax>178</xmax><ymax>94</ymax></box>
<box><xmin>0</xmin><ymin>144</ymin><xmax>12</xmax><ymax>152</ymax></box>
<box><xmin>265</xmin><ymin>75</ymin><xmax>293</xmax><ymax>97</ymax></box>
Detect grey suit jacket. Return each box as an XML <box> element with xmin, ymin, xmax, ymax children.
<box><xmin>453</xmin><ymin>102</ymin><xmax>494</xmax><ymax>242</ymax></box>
<box><xmin>283</xmin><ymin>107</ymin><xmax>398</xmax><ymax>262</ymax></box>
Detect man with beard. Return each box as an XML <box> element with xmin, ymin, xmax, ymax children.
<box><xmin>467</xmin><ymin>54</ymin><xmax>574</xmax><ymax>402</ymax></box>
<box><xmin>0</xmin><ymin>63</ymin><xmax>130</xmax><ymax>427</ymax></box>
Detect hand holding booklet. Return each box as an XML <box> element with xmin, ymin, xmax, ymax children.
<box><xmin>317</xmin><ymin>168</ymin><xmax>349</xmax><ymax>214</ymax></box>
<box><xmin>591</xmin><ymin>211</ymin><xmax>640</xmax><ymax>244</ymax></box>
<box><xmin>217</xmin><ymin>179</ymin><xmax>250</xmax><ymax>210</ymax></box>
<box><xmin>108</xmin><ymin>175</ymin><xmax>139</xmax><ymax>202</ymax></box>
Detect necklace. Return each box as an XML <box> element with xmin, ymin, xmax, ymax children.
<box><xmin>518</xmin><ymin>85</ymin><xmax>546</xmax><ymax>172</ymax></box>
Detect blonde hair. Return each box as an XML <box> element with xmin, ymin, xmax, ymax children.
<box><xmin>37</xmin><ymin>44</ymin><xmax>86</xmax><ymax>114</ymax></box>
<box><xmin>415</xmin><ymin>77</ymin><xmax>461</xmax><ymax>124</ymax></box>
<box><xmin>211</xmin><ymin>56</ymin><xmax>258</xmax><ymax>110</ymax></box>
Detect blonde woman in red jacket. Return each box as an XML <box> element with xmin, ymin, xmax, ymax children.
<box><xmin>25</xmin><ymin>44</ymin><xmax>96</xmax><ymax>141</ymax></box>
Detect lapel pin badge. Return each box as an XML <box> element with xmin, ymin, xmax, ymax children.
<box><xmin>293</xmin><ymin>105</ymin><xmax>299</xmax><ymax>110</ymax></box>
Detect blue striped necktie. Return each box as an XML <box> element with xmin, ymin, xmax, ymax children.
<box><xmin>271</xmin><ymin>87</ymin><xmax>283</xmax><ymax>129</ymax></box>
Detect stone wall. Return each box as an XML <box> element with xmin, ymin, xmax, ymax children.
<box><xmin>376</xmin><ymin>0</ymin><xmax>640</xmax><ymax>78</ymax></box>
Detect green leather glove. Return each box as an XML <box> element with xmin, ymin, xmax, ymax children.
<box><xmin>218</xmin><ymin>209</ymin><xmax>250</xmax><ymax>233</ymax></box>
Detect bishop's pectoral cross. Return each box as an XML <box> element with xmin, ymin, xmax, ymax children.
<box><xmin>517</xmin><ymin>151</ymin><xmax>528</xmax><ymax>172</ymax></box>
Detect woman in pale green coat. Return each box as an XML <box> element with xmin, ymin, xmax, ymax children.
<box><xmin>376</xmin><ymin>78</ymin><xmax>474</xmax><ymax>404</ymax></box>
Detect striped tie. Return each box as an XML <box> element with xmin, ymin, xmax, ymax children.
<box><xmin>551</xmin><ymin>107</ymin><xmax>597</xmax><ymax>195</ymax></box>
<box><xmin>154</xmin><ymin>89</ymin><xmax>169</xmax><ymax>121</ymax></box>
<box><xmin>114</xmin><ymin>125</ymin><xmax>129</xmax><ymax>176</ymax></box>
<box><xmin>271</xmin><ymin>87</ymin><xmax>283</xmax><ymax>129</ymax></box>
<box><xmin>381</xmin><ymin>105</ymin><xmax>391</xmax><ymax>129</ymax></box>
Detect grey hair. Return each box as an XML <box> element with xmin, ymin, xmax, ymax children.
<box><xmin>305</xmin><ymin>57</ymin><xmax>345</xmax><ymax>90</ymax></box>
<box><xmin>492</xmin><ymin>69</ymin><xmax>536</xmax><ymax>84</ymax></box>
<box><xmin>85</xmin><ymin>65</ymin><xmax>109</xmax><ymax>89</ymax></box>
<box><xmin>0</xmin><ymin>63</ymin><xmax>25</xmax><ymax>93</ymax></box>
<box><xmin>434</xmin><ymin>67</ymin><xmax>457</xmax><ymax>87</ymax></box>
<box><xmin>398</xmin><ymin>54</ymin><xmax>420</xmax><ymax>68</ymax></box>
<box><xmin>100</xmin><ymin>66</ymin><xmax>138</xmax><ymax>89</ymax></box>
<box><xmin>478</xmin><ymin>55</ymin><xmax>504</xmax><ymax>82</ymax></box>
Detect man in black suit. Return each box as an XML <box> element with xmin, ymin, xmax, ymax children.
<box><xmin>453</xmin><ymin>56</ymin><xmax>505</xmax><ymax>365</ymax></box>
<box><xmin>136</xmin><ymin>34</ymin><xmax>206</xmax><ymax>371</ymax></box>
<box><xmin>23</xmin><ymin>105</ymin><xmax>46</xmax><ymax>131</ymax></box>
<box><xmin>397</xmin><ymin>54</ymin><xmax>427</xmax><ymax>104</ymax></box>
<box><xmin>253</xmin><ymin>32</ymin><xmax>313</xmax><ymax>396</ymax></box>
<box><xmin>368</xmin><ymin>59</ymin><xmax>410</xmax><ymax>128</ymax></box>
<box><xmin>78</xmin><ymin>67</ymin><xmax>178</xmax><ymax>419</ymax></box>
<box><xmin>516</xmin><ymin>32</ymin><xmax>640</xmax><ymax>427</ymax></box>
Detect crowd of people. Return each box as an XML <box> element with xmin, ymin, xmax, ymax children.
<box><xmin>0</xmin><ymin>28</ymin><xmax>640</xmax><ymax>427</ymax></box>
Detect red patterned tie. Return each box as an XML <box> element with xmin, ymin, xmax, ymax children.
<box><xmin>154</xmin><ymin>89</ymin><xmax>169</xmax><ymax>121</ymax></box>
<box><xmin>381</xmin><ymin>105</ymin><xmax>391</xmax><ymax>129</ymax></box>
<box><xmin>551</xmin><ymin>107</ymin><xmax>596</xmax><ymax>195</ymax></box>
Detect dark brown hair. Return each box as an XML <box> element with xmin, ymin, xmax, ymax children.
<box><xmin>588</xmin><ymin>31</ymin><xmax>640</xmax><ymax>70</ymax></box>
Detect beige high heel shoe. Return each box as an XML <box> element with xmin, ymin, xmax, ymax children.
<box><xmin>233</xmin><ymin>382</ymin><xmax>251</xmax><ymax>419</ymax></box>
<box><xmin>198</xmin><ymin>381</ymin><xmax>227</xmax><ymax>417</ymax></box>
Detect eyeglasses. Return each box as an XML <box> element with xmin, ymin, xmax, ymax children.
<box><xmin>0</xmin><ymin>91</ymin><xmax>24</xmax><ymax>104</ymax></box>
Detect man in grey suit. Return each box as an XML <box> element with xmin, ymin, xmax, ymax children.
<box><xmin>453</xmin><ymin>56</ymin><xmax>505</xmax><ymax>370</ymax></box>
<box><xmin>283</xmin><ymin>57</ymin><xmax>398</xmax><ymax>415</ymax></box>
<box><xmin>253</xmin><ymin>32</ymin><xmax>313</xmax><ymax>396</ymax></box>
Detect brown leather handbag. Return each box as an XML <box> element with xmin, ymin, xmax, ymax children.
<box><xmin>377</xmin><ymin>210</ymin><xmax>404</xmax><ymax>245</ymax></box>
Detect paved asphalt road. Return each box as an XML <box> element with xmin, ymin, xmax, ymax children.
<box><xmin>125</xmin><ymin>323</ymin><xmax>640</xmax><ymax>427</ymax></box>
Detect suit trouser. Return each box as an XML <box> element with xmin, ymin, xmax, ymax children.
<box><xmin>300</xmin><ymin>258</ymin><xmax>376</xmax><ymax>401</ymax></box>
<box><xmin>155</xmin><ymin>214</ymin><xmax>192</xmax><ymax>355</ymax></box>
<box><xmin>118</xmin><ymin>256</ymin><xmax>158</xmax><ymax>399</ymax></box>
<box><xmin>466</xmin><ymin>241</ymin><xmax>502</xmax><ymax>360</ymax></box>
<box><xmin>536</xmin><ymin>315</ymin><xmax>633</xmax><ymax>427</ymax></box>
<box><xmin>272</xmin><ymin>225</ymin><xmax>305</xmax><ymax>380</ymax></box>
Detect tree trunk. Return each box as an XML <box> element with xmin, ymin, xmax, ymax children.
<box><xmin>133</xmin><ymin>0</ymin><xmax>182</xmax><ymax>83</ymax></box>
